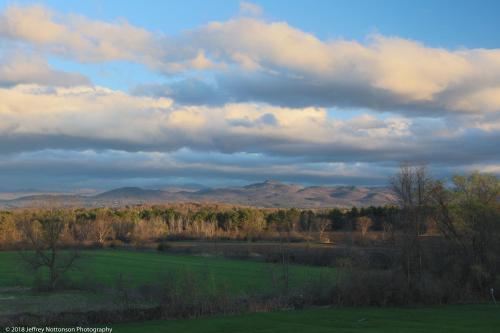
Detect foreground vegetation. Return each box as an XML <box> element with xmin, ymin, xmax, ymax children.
<box><xmin>0</xmin><ymin>249</ymin><xmax>340</xmax><ymax>326</ymax></box>
<box><xmin>0</xmin><ymin>168</ymin><xmax>498</xmax><ymax>328</ymax></box>
<box><xmin>0</xmin><ymin>249</ymin><xmax>333</xmax><ymax>293</ymax></box>
<box><xmin>115</xmin><ymin>304</ymin><xmax>500</xmax><ymax>333</ymax></box>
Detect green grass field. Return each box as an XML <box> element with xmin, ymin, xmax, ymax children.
<box><xmin>114</xmin><ymin>304</ymin><xmax>500</xmax><ymax>333</ymax></box>
<box><xmin>1</xmin><ymin>250</ymin><xmax>498</xmax><ymax>331</ymax></box>
<box><xmin>0</xmin><ymin>249</ymin><xmax>334</xmax><ymax>293</ymax></box>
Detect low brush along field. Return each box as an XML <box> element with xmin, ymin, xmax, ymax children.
<box><xmin>0</xmin><ymin>248</ymin><xmax>498</xmax><ymax>332</ymax></box>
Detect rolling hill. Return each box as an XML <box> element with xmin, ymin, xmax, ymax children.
<box><xmin>0</xmin><ymin>180</ymin><xmax>396</xmax><ymax>208</ymax></box>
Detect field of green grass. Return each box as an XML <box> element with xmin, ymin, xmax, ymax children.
<box><xmin>114</xmin><ymin>304</ymin><xmax>500</xmax><ymax>333</ymax></box>
<box><xmin>0</xmin><ymin>249</ymin><xmax>334</xmax><ymax>293</ymax></box>
<box><xmin>1</xmin><ymin>250</ymin><xmax>498</xmax><ymax>331</ymax></box>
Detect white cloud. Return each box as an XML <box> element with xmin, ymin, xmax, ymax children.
<box><xmin>1</xmin><ymin>83</ymin><xmax>496</xmax><ymax>169</ymax></box>
<box><xmin>0</xmin><ymin>4</ymin><xmax>498</xmax><ymax>188</ymax></box>
<box><xmin>176</xmin><ymin>21</ymin><xmax>500</xmax><ymax>114</ymax></box>
<box><xmin>0</xmin><ymin>51</ymin><xmax>90</xmax><ymax>86</ymax></box>
<box><xmin>239</xmin><ymin>2</ymin><xmax>263</xmax><ymax>17</ymax></box>
<box><xmin>0</xmin><ymin>5</ymin><xmax>159</xmax><ymax>64</ymax></box>
<box><xmin>2</xmin><ymin>5</ymin><xmax>500</xmax><ymax>115</ymax></box>
<box><xmin>0</xmin><ymin>84</ymin><xmax>416</xmax><ymax>151</ymax></box>
<box><xmin>0</xmin><ymin>84</ymin><xmax>172</xmax><ymax>142</ymax></box>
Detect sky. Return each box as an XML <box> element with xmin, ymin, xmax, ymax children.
<box><xmin>0</xmin><ymin>0</ymin><xmax>499</xmax><ymax>191</ymax></box>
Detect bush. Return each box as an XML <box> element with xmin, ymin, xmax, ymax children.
<box><xmin>492</xmin><ymin>275</ymin><xmax>500</xmax><ymax>301</ymax></box>
<box><xmin>157</xmin><ymin>242</ymin><xmax>171</xmax><ymax>252</ymax></box>
<box><xmin>32</xmin><ymin>272</ymin><xmax>75</xmax><ymax>292</ymax></box>
<box><xmin>336</xmin><ymin>269</ymin><xmax>410</xmax><ymax>306</ymax></box>
<box><xmin>108</xmin><ymin>239</ymin><xmax>123</xmax><ymax>248</ymax></box>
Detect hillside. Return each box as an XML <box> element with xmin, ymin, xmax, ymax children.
<box><xmin>0</xmin><ymin>180</ymin><xmax>396</xmax><ymax>208</ymax></box>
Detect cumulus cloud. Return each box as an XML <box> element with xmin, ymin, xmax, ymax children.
<box><xmin>239</xmin><ymin>2</ymin><xmax>263</xmax><ymax>17</ymax></box>
<box><xmin>0</xmin><ymin>4</ymin><xmax>499</xmax><ymax>188</ymax></box>
<box><xmin>0</xmin><ymin>5</ymin><xmax>159</xmax><ymax>64</ymax></box>
<box><xmin>160</xmin><ymin>23</ymin><xmax>500</xmax><ymax>114</ymax></box>
<box><xmin>2</xmin><ymin>5</ymin><xmax>500</xmax><ymax>115</ymax></box>
<box><xmin>0</xmin><ymin>85</ymin><xmax>172</xmax><ymax>143</ymax></box>
<box><xmin>0</xmin><ymin>84</ymin><xmax>498</xmax><ymax>168</ymax></box>
<box><xmin>0</xmin><ymin>84</ymin><xmax>400</xmax><ymax>152</ymax></box>
<box><xmin>0</xmin><ymin>52</ymin><xmax>90</xmax><ymax>86</ymax></box>
<box><xmin>135</xmin><ymin>18</ymin><xmax>500</xmax><ymax>115</ymax></box>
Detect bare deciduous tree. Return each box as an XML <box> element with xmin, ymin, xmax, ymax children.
<box><xmin>17</xmin><ymin>209</ymin><xmax>80</xmax><ymax>290</ymax></box>
<box><xmin>357</xmin><ymin>216</ymin><xmax>373</xmax><ymax>238</ymax></box>
<box><xmin>315</xmin><ymin>217</ymin><xmax>330</xmax><ymax>243</ymax></box>
<box><xmin>390</xmin><ymin>163</ymin><xmax>432</xmax><ymax>285</ymax></box>
<box><xmin>430</xmin><ymin>172</ymin><xmax>500</xmax><ymax>289</ymax></box>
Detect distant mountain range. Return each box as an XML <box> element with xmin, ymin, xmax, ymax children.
<box><xmin>0</xmin><ymin>180</ymin><xmax>396</xmax><ymax>209</ymax></box>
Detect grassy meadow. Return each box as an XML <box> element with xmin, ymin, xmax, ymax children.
<box><xmin>0</xmin><ymin>248</ymin><xmax>499</xmax><ymax>331</ymax></box>
<box><xmin>114</xmin><ymin>304</ymin><xmax>500</xmax><ymax>333</ymax></box>
<box><xmin>0</xmin><ymin>249</ymin><xmax>335</xmax><ymax>294</ymax></box>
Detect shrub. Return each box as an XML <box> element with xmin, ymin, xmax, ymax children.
<box><xmin>108</xmin><ymin>239</ymin><xmax>123</xmax><ymax>248</ymax></box>
<box><xmin>156</xmin><ymin>242</ymin><xmax>171</xmax><ymax>252</ymax></box>
<box><xmin>336</xmin><ymin>269</ymin><xmax>410</xmax><ymax>306</ymax></box>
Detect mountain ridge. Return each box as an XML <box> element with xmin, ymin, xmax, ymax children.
<box><xmin>0</xmin><ymin>180</ymin><xmax>396</xmax><ymax>209</ymax></box>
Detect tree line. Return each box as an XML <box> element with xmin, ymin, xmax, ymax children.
<box><xmin>0</xmin><ymin>168</ymin><xmax>498</xmax><ymax>297</ymax></box>
<box><xmin>0</xmin><ymin>204</ymin><xmax>401</xmax><ymax>248</ymax></box>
